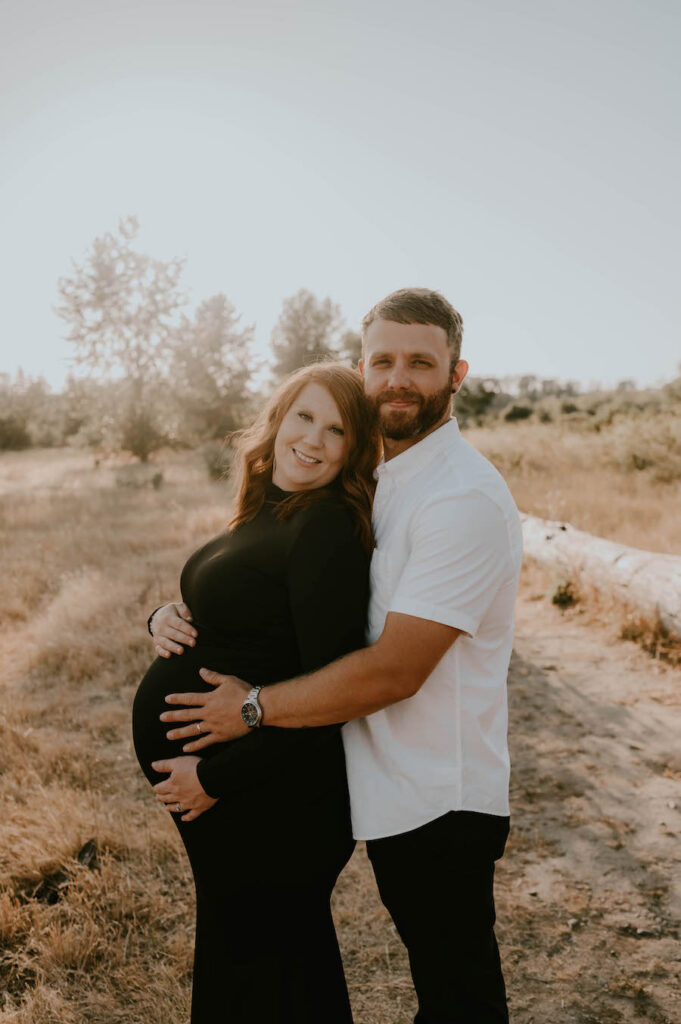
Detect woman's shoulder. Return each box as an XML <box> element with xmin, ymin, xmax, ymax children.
<box><xmin>285</xmin><ymin>495</ymin><xmax>367</xmax><ymax>562</ymax></box>
<box><xmin>293</xmin><ymin>493</ymin><xmax>356</xmax><ymax>535</ymax></box>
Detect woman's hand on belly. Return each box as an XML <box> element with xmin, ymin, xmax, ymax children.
<box><xmin>151</xmin><ymin>755</ymin><xmax>217</xmax><ymax>822</ymax></box>
<box><xmin>150</xmin><ymin>603</ymin><xmax>198</xmax><ymax>659</ymax></box>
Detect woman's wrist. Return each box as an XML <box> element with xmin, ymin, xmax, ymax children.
<box><xmin>147</xmin><ymin>605</ymin><xmax>165</xmax><ymax>637</ymax></box>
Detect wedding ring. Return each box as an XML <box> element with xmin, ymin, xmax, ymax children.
<box><xmin>176</xmin><ymin>803</ymin><xmax>183</xmax><ymax>813</ymax></box>
<box><xmin>195</xmin><ymin>723</ymin><xmax>202</xmax><ymax>735</ymax></box>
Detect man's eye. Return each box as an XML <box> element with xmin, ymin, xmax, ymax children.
<box><xmin>372</xmin><ymin>359</ymin><xmax>390</xmax><ymax>367</ymax></box>
<box><xmin>413</xmin><ymin>360</ymin><xmax>432</xmax><ymax>367</ymax></box>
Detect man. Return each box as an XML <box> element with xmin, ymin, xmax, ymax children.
<box><xmin>154</xmin><ymin>288</ymin><xmax>522</xmax><ymax>1023</ymax></box>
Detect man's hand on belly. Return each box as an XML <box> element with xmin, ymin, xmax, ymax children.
<box><xmin>161</xmin><ymin>669</ymin><xmax>251</xmax><ymax>751</ymax></box>
<box><xmin>151</xmin><ymin>755</ymin><xmax>217</xmax><ymax>822</ymax></box>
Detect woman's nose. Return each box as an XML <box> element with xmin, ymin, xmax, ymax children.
<box><xmin>305</xmin><ymin>424</ymin><xmax>324</xmax><ymax>447</ymax></box>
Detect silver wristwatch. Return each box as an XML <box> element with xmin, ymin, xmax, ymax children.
<box><xmin>240</xmin><ymin>686</ymin><xmax>264</xmax><ymax>729</ymax></box>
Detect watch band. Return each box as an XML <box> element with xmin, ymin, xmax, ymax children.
<box><xmin>241</xmin><ymin>685</ymin><xmax>264</xmax><ymax>728</ymax></box>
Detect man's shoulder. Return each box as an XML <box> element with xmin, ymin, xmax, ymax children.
<box><xmin>406</xmin><ymin>436</ymin><xmax>519</xmax><ymax>521</ymax></box>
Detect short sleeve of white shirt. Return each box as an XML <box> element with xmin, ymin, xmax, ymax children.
<box><xmin>389</xmin><ymin>490</ymin><xmax>512</xmax><ymax>638</ymax></box>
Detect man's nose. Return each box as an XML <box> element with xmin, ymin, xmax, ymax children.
<box><xmin>387</xmin><ymin>363</ymin><xmax>412</xmax><ymax>389</ymax></box>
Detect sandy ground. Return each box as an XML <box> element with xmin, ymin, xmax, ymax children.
<box><xmin>493</xmin><ymin>588</ymin><xmax>681</xmax><ymax>1024</ymax></box>
<box><xmin>336</xmin><ymin>584</ymin><xmax>681</xmax><ymax>1023</ymax></box>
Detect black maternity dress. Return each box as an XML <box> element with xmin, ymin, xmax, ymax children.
<box><xmin>132</xmin><ymin>483</ymin><xmax>369</xmax><ymax>1024</ymax></box>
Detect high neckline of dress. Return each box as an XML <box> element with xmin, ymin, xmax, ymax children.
<box><xmin>264</xmin><ymin>480</ymin><xmax>295</xmax><ymax>503</ymax></box>
<box><xmin>264</xmin><ymin>476</ymin><xmax>341</xmax><ymax>503</ymax></box>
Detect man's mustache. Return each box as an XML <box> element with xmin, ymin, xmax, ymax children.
<box><xmin>376</xmin><ymin>390</ymin><xmax>422</xmax><ymax>405</ymax></box>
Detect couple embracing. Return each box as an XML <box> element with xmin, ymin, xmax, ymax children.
<box><xmin>132</xmin><ymin>287</ymin><xmax>522</xmax><ymax>1023</ymax></box>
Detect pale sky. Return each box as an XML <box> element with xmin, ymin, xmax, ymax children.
<box><xmin>1</xmin><ymin>0</ymin><xmax>679</xmax><ymax>391</ymax></box>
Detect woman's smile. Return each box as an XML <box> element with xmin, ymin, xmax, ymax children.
<box><xmin>292</xmin><ymin>447</ymin><xmax>322</xmax><ymax>466</ymax></box>
<box><xmin>273</xmin><ymin>382</ymin><xmax>348</xmax><ymax>491</ymax></box>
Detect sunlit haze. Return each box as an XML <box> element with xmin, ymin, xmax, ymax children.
<box><xmin>1</xmin><ymin>0</ymin><xmax>679</xmax><ymax>391</ymax></box>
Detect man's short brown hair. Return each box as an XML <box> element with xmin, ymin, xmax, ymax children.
<box><xmin>361</xmin><ymin>288</ymin><xmax>464</xmax><ymax>366</ymax></box>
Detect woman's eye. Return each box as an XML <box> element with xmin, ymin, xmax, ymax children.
<box><xmin>297</xmin><ymin>411</ymin><xmax>312</xmax><ymax>421</ymax></box>
<box><xmin>330</xmin><ymin>426</ymin><xmax>345</xmax><ymax>436</ymax></box>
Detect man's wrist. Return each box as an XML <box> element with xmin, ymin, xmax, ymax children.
<box><xmin>240</xmin><ymin>685</ymin><xmax>264</xmax><ymax>728</ymax></box>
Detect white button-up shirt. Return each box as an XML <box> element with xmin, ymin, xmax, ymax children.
<box><xmin>342</xmin><ymin>418</ymin><xmax>523</xmax><ymax>840</ymax></box>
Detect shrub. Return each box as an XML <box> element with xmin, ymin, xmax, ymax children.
<box><xmin>607</xmin><ymin>414</ymin><xmax>681</xmax><ymax>483</ymax></box>
<box><xmin>504</xmin><ymin>405</ymin><xmax>533</xmax><ymax>422</ymax></box>
<box><xmin>0</xmin><ymin>416</ymin><xmax>31</xmax><ymax>450</ymax></box>
<box><xmin>552</xmin><ymin>580</ymin><xmax>578</xmax><ymax>608</ymax></box>
<box><xmin>200</xmin><ymin>440</ymin><xmax>233</xmax><ymax>480</ymax></box>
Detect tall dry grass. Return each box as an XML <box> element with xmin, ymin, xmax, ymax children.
<box><xmin>0</xmin><ymin>450</ymin><xmax>417</xmax><ymax>1023</ymax></box>
<box><xmin>466</xmin><ymin>416</ymin><xmax>681</xmax><ymax>661</ymax></box>
<box><xmin>466</xmin><ymin>418</ymin><xmax>681</xmax><ymax>554</ymax></box>
<box><xmin>2</xmin><ymin>439</ymin><xmax>678</xmax><ymax>1021</ymax></box>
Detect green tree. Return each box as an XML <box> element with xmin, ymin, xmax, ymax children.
<box><xmin>171</xmin><ymin>294</ymin><xmax>255</xmax><ymax>443</ymax></box>
<box><xmin>270</xmin><ymin>289</ymin><xmax>344</xmax><ymax>380</ymax></box>
<box><xmin>56</xmin><ymin>217</ymin><xmax>185</xmax><ymax>461</ymax></box>
<box><xmin>455</xmin><ymin>377</ymin><xmax>498</xmax><ymax>426</ymax></box>
<box><xmin>339</xmin><ymin>329</ymin><xmax>362</xmax><ymax>368</ymax></box>
<box><xmin>0</xmin><ymin>370</ymin><xmax>65</xmax><ymax>449</ymax></box>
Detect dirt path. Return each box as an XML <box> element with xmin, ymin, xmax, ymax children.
<box><xmin>495</xmin><ymin>590</ymin><xmax>681</xmax><ymax>1023</ymax></box>
<box><xmin>336</xmin><ymin>586</ymin><xmax>681</xmax><ymax>1024</ymax></box>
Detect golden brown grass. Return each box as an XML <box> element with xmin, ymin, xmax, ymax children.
<box><xmin>0</xmin><ymin>450</ymin><xmax>417</xmax><ymax>1023</ymax></box>
<box><xmin>470</xmin><ymin>419</ymin><xmax>681</xmax><ymax>657</ymax></box>
<box><xmin>2</xmin><ymin>443</ymin><xmax>679</xmax><ymax>1023</ymax></box>
<box><xmin>466</xmin><ymin>420</ymin><xmax>681</xmax><ymax>554</ymax></box>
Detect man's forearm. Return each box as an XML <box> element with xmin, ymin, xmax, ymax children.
<box><xmin>261</xmin><ymin>641</ymin><xmax>415</xmax><ymax>729</ymax></box>
<box><xmin>168</xmin><ymin>614</ymin><xmax>459</xmax><ymax>750</ymax></box>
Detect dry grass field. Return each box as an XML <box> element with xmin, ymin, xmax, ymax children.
<box><xmin>1</xmin><ymin>442</ymin><xmax>679</xmax><ymax>1023</ymax></box>
<box><xmin>467</xmin><ymin>420</ymin><xmax>681</xmax><ymax>556</ymax></box>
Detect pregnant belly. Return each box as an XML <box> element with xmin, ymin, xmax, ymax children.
<box><xmin>132</xmin><ymin>644</ymin><xmax>236</xmax><ymax>784</ymax></box>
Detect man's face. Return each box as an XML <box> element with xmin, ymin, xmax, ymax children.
<box><xmin>360</xmin><ymin>319</ymin><xmax>468</xmax><ymax>442</ymax></box>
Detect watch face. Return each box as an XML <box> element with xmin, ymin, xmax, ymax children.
<box><xmin>241</xmin><ymin>701</ymin><xmax>259</xmax><ymax>727</ymax></box>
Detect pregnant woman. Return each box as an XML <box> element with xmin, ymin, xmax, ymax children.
<box><xmin>132</xmin><ymin>362</ymin><xmax>380</xmax><ymax>1023</ymax></box>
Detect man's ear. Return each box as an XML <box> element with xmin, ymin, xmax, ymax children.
<box><xmin>451</xmin><ymin>359</ymin><xmax>468</xmax><ymax>394</ymax></box>
<box><xmin>358</xmin><ymin>358</ymin><xmax>364</xmax><ymax>376</ymax></box>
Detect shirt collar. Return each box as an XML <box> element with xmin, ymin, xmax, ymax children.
<box><xmin>376</xmin><ymin>418</ymin><xmax>461</xmax><ymax>484</ymax></box>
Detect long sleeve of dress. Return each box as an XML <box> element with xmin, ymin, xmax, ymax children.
<box><xmin>195</xmin><ymin>504</ymin><xmax>370</xmax><ymax>799</ymax></box>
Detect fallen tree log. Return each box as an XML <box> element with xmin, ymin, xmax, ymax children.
<box><xmin>521</xmin><ymin>515</ymin><xmax>681</xmax><ymax>640</ymax></box>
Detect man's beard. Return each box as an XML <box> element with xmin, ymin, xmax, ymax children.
<box><xmin>371</xmin><ymin>383</ymin><xmax>453</xmax><ymax>441</ymax></box>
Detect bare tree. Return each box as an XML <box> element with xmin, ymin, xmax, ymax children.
<box><xmin>56</xmin><ymin>218</ymin><xmax>185</xmax><ymax>461</ymax></box>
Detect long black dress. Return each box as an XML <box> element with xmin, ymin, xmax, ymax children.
<box><xmin>132</xmin><ymin>483</ymin><xmax>369</xmax><ymax>1023</ymax></box>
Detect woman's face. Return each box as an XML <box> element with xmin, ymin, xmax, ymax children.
<box><xmin>273</xmin><ymin>382</ymin><xmax>349</xmax><ymax>492</ymax></box>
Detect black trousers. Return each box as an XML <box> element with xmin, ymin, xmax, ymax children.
<box><xmin>366</xmin><ymin>810</ymin><xmax>510</xmax><ymax>1024</ymax></box>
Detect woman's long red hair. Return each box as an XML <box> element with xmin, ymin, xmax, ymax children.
<box><xmin>227</xmin><ymin>362</ymin><xmax>381</xmax><ymax>553</ymax></box>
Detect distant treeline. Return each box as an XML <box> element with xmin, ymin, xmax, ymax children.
<box><xmin>1</xmin><ymin>219</ymin><xmax>361</xmax><ymax>460</ymax></box>
<box><xmin>1</xmin><ymin>218</ymin><xmax>679</xmax><ymax>462</ymax></box>
<box><xmin>454</xmin><ymin>373</ymin><xmax>681</xmax><ymax>430</ymax></box>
